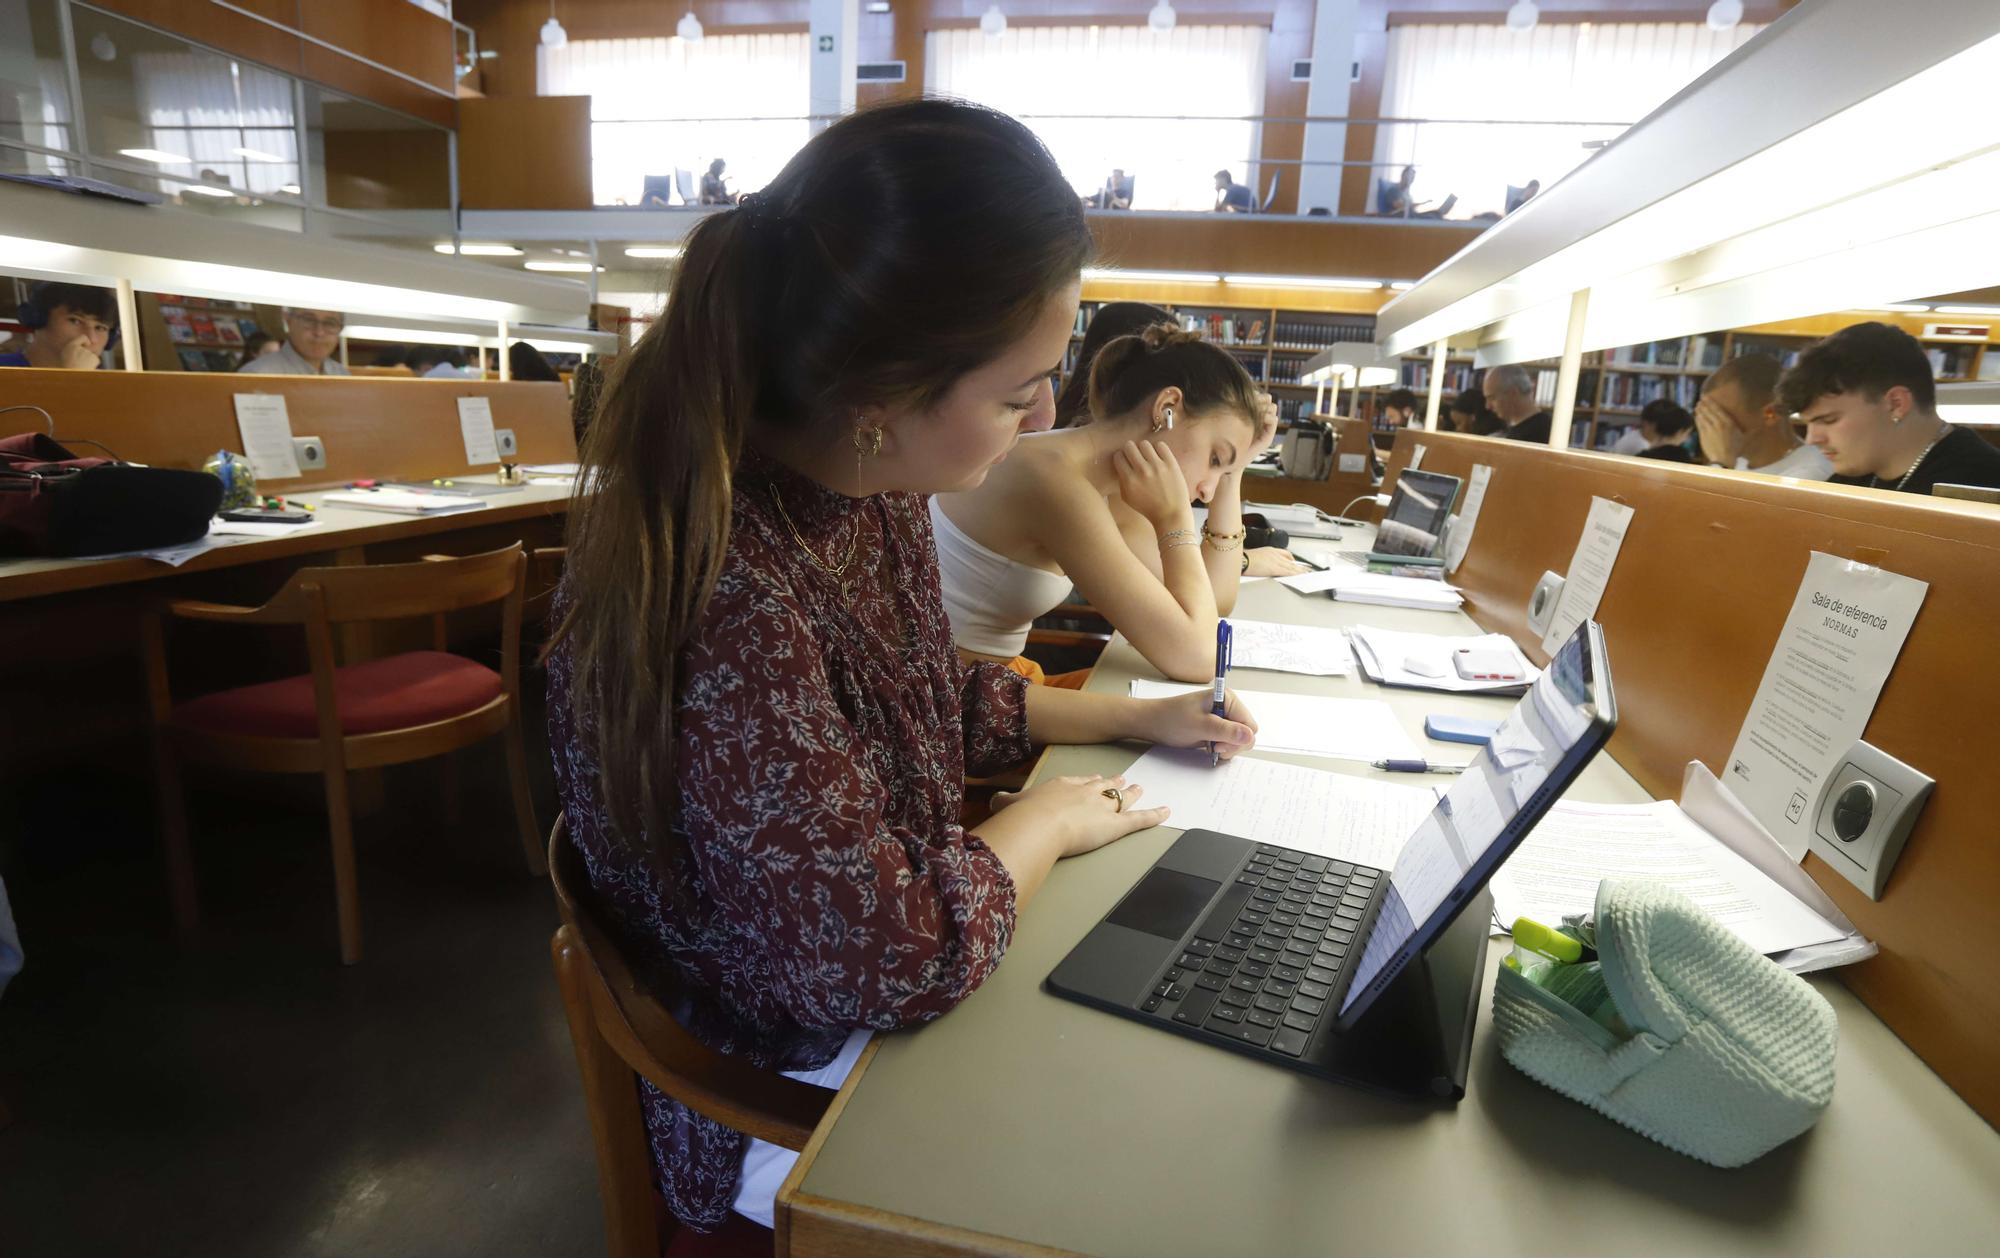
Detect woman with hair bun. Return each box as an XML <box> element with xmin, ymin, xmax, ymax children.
<box><xmin>548</xmin><ymin>100</ymin><xmax>1258</xmax><ymax>1244</ymax></box>
<box><xmin>933</xmin><ymin>324</ymin><xmax>1282</xmax><ymax>685</ymax></box>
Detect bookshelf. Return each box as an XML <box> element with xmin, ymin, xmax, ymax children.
<box><xmin>141</xmin><ymin>293</ymin><xmax>273</xmax><ymax>372</ymax></box>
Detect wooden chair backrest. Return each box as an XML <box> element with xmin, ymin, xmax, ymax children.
<box><xmin>0</xmin><ymin>368</ymin><xmax>575</xmax><ymax>490</ymax></box>
<box><xmin>1380</xmin><ymin>428</ymin><xmax>2000</xmax><ymax>1124</ymax></box>
<box><xmin>265</xmin><ymin>544</ymin><xmax>526</xmax><ymax>625</ymax></box>
<box><xmin>546</xmin><ymin>817</ymin><xmax>831</xmax><ymax>1151</ymax></box>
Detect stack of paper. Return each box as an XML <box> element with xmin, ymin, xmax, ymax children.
<box><xmin>321</xmin><ymin>488</ymin><xmax>488</xmax><ymax>515</ymax></box>
<box><xmin>1130</xmin><ymin>680</ymin><xmax>1419</xmax><ymax>763</ymax></box>
<box><xmin>1279</xmin><ymin>567</ymin><xmax>1464</xmax><ymax>611</ymax></box>
<box><xmin>1244</xmin><ymin>501</ymin><xmax>1343</xmax><ymax>540</ymax></box>
<box><xmin>1120</xmin><ymin>746</ymin><xmax>1438</xmax><ymax>869</ymax></box>
<box><xmin>1349</xmin><ymin>626</ymin><xmax>1538</xmax><ymax>695</ymax></box>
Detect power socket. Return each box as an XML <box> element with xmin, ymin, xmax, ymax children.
<box><xmin>292</xmin><ymin>435</ymin><xmax>327</xmax><ymax>471</ymax></box>
<box><xmin>1526</xmin><ymin>571</ymin><xmax>1565</xmax><ymax>637</ymax></box>
<box><xmin>494</xmin><ymin>428</ymin><xmax>517</xmax><ymax>457</ymax></box>
<box><xmin>1808</xmin><ymin>740</ymin><xmax>1933</xmax><ymax>901</ymax></box>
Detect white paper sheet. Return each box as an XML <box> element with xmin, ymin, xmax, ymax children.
<box><xmin>232</xmin><ymin>393</ymin><xmax>301</xmax><ymax>480</ymax></box>
<box><xmin>1348</xmin><ymin>625</ymin><xmax>1539</xmax><ymax>694</ymax></box>
<box><xmin>1121</xmin><ymin>747</ymin><xmax>1436</xmax><ymax>868</ymax></box>
<box><xmin>1280</xmin><ymin>566</ymin><xmax>1464</xmax><ymax>611</ymax></box>
<box><xmin>1226</xmin><ymin>619</ymin><xmax>1351</xmax><ymax>676</ymax></box>
<box><xmin>1408</xmin><ymin>444</ymin><xmax>1426</xmax><ymax>470</ymax></box>
<box><xmin>1541</xmin><ymin>495</ymin><xmax>1634</xmax><ymax>653</ymax></box>
<box><xmin>1721</xmin><ymin>552</ymin><xmax>1928</xmax><ymax>860</ymax></box>
<box><xmin>1129</xmin><ymin>682</ymin><xmax>1420</xmax><ymax>762</ymax></box>
<box><xmin>207</xmin><ymin>517</ymin><xmax>319</xmax><ymax>537</ymax></box>
<box><xmin>1489</xmin><ymin>798</ymin><xmax>1849</xmax><ymax>957</ymax></box>
<box><xmin>1443</xmin><ymin>464</ymin><xmax>1492</xmax><ymax>574</ymax></box>
<box><xmin>456</xmin><ymin>396</ymin><xmax>500</xmax><ymax>466</ymax></box>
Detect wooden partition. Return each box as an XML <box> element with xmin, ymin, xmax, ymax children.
<box><xmin>1378</xmin><ymin>429</ymin><xmax>2000</xmax><ymax>1123</ymax></box>
<box><xmin>0</xmin><ymin>369</ymin><xmax>574</xmax><ymax>490</ymax></box>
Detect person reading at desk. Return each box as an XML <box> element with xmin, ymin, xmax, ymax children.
<box><xmin>1781</xmin><ymin>321</ymin><xmax>2000</xmax><ymax>496</ymax></box>
<box><xmin>0</xmin><ymin>282</ymin><xmax>117</xmax><ymax>369</ymax></box>
<box><xmin>1484</xmin><ymin>363</ymin><xmax>1553</xmax><ymax>443</ymax></box>
<box><xmin>547</xmin><ymin>100</ymin><xmax>1258</xmax><ymax>1246</ymax></box>
<box><xmin>1634</xmin><ymin>398</ymin><xmax>1697</xmax><ymax>462</ymax></box>
<box><xmin>932</xmin><ymin>326</ymin><xmax>1294</xmax><ymax>687</ymax></box>
<box><xmin>1696</xmin><ymin>351</ymin><xmax>1832</xmax><ymax>480</ymax></box>
<box><xmin>237</xmin><ymin>307</ymin><xmax>350</xmax><ymax>376</ymax></box>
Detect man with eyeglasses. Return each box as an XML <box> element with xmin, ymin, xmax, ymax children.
<box><xmin>238</xmin><ymin>307</ymin><xmax>350</xmax><ymax>376</ymax></box>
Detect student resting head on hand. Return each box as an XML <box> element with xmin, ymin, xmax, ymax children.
<box><xmin>547</xmin><ymin>99</ymin><xmax>1259</xmax><ymax>1240</ymax></box>
<box><xmin>932</xmin><ymin>324</ymin><xmax>1289</xmax><ymax>687</ymax></box>
<box><xmin>0</xmin><ymin>282</ymin><xmax>117</xmax><ymax>370</ymax></box>
<box><xmin>1695</xmin><ymin>352</ymin><xmax>1831</xmax><ymax>480</ymax></box>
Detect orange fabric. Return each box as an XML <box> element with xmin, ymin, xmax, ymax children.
<box><xmin>1002</xmin><ymin>656</ymin><xmax>1092</xmax><ymax>690</ymax></box>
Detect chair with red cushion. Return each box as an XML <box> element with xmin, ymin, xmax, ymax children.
<box><xmin>142</xmin><ymin>544</ymin><xmax>542</xmax><ymax>964</ymax></box>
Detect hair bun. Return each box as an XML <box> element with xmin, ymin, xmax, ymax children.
<box><xmin>1137</xmin><ymin>324</ymin><xmax>1206</xmax><ymax>351</ymax></box>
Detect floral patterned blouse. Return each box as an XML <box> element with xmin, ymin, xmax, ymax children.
<box><xmin>545</xmin><ymin>451</ymin><xmax>1034</xmax><ymax>1230</ymax></box>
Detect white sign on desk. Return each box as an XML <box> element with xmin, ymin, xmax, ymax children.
<box><xmin>457</xmin><ymin>396</ymin><xmax>500</xmax><ymax>466</ymax></box>
<box><xmin>1541</xmin><ymin>495</ymin><xmax>1634</xmax><ymax>654</ymax></box>
<box><xmin>1444</xmin><ymin>463</ymin><xmax>1492</xmax><ymax>574</ymax></box>
<box><xmin>232</xmin><ymin>393</ymin><xmax>301</xmax><ymax>480</ymax></box>
<box><xmin>1722</xmin><ymin>552</ymin><xmax>1927</xmax><ymax>861</ymax></box>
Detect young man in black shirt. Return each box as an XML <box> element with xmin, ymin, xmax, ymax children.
<box><xmin>1635</xmin><ymin>398</ymin><xmax>1696</xmax><ymax>462</ymax></box>
<box><xmin>1780</xmin><ymin>321</ymin><xmax>2000</xmax><ymax>496</ymax></box>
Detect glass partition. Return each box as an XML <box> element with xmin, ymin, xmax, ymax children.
<box><xmin>0</xmin><ymin>0</ymin><xmax>74</xmax><ymax>174</ymax></box>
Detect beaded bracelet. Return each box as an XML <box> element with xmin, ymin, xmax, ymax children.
<box><xmin>1161</xmin><ymin>528</ymin><xmax>1201</xmax><ymax>549</ymax></box>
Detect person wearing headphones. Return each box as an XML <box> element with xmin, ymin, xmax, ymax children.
<box><xmin>0</xmin><ymin>282</ymin><xmax>118</xmax><ymax>369</ymax></box>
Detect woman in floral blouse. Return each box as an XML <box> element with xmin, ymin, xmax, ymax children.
<box><xmin>548</xmin><ymin>100</ymin><xmax>1257</xmax><ymax>1246</ymax></box>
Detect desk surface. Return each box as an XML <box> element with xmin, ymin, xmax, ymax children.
<box><xmin>784</xmin><ymin>548</ymin><xmax>2000</xmax><ymax>1256</ymax></box>
<box><xmin>0</xmin><ymin>481</ymin><xmax>574</xmax><ymax>603</ymax></box>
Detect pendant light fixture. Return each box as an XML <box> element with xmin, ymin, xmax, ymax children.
<box><xmin>540</xmin><ymin>0</ymin><xmax>566</xmax><ymax>49</ymax></box>
<box><xmin>980</xmin><ymin>5</ymin><xmax>1007</xmax><ymax>38</ymax></box>
<box><xmin>1706</xmin><ymin>0</ymin><xmax>1744</xmax><ymax>32</ymax></box>
<box><xmin>1148</xmin><ymin>2</ymin><xmax>1177</xmax><ymax>33</ymax></box>
<box><xmin>1505</xmin><ymin>1</ymin><xmax>1540</xmax><ymax>33</ymax></box>
<box><xmin>678</xmin><ymin>9</ymin><xmax>705</xmax><ymax>42</ymax></box>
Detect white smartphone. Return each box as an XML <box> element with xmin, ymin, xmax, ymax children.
<box><xmin>1452</xmin><ymin>647</ymin><xmax>1525</xmax><ymax>683</ymax></box>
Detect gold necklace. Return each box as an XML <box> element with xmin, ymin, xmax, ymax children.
<box><xmin>769</xmin><ymin>486</ymin><xmax>859</xmax><ymax>580</ymax></box>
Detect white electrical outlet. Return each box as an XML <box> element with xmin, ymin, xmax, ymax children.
<box><xmin>1808</xmin><ymin>740</ymin><xmax>1933</xmax><ymax>900</ymax></box>
<box><xmin>1526</xmin><ymin>570</ymin><xmax>1565</xmax><ymax>637</ymax></box>
<box><xmin>494</xmin><ymin>428</ymin><xmax>517</xmax><ymax>457</ymax></box>
<box><xmin>292</xmin><ymin>435</ymin><xmax>327</xmax><ymax>471</ymax></box>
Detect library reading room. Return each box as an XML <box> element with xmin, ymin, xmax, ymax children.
<box><xmin>3</xmin><ymin>1</ymin><xmax>1999</xmax><ymax>1255</ymax></box>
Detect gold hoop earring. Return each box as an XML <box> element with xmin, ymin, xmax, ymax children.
<box><xmin>854</xmin><ymin>425</ymin><xmax>884</xmax><ymax>458</ymax></box>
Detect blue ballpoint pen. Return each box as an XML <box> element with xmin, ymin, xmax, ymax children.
<box><xmin>1209</xmin><ymin>620</ymin><xmax>1233</xmax><ymax>766</ymax></box>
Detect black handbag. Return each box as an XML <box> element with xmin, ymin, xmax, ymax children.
<box><xmin>0</xmin><ymin>433</ymin><xmax>223</xmax><ymax>558</ymax></box>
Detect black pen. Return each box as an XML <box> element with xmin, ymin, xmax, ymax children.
<box><xmin>1373</xmin><ymin>758</ymin><xmax>1467</xmax><ymax>774</ymax></box>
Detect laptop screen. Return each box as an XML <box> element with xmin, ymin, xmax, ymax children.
<box><xmin>1337</xmin><ymin>622</ymin><xmax>1614</xmax><ymax>1025</ymax></box>
<box><xmin>1372</xmin><ymin>469</ymin><xmax>1461</xmax><ymax>558</ymax></box>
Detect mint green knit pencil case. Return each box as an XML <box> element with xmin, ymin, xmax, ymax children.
<box><xmin>1491</xmin><ymin>879</ymin><xmax>1839</xmax><ymax>1168</ymax></box>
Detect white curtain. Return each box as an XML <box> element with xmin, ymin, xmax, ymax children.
<box><xmin>540</xmin><ymin>35</ymin><xmax>811</xmax><ymax>207</ymax></box>
<box><xmin>134</xmin><ymin>52</ymin><xmax>298</xmax><ymax>194</ymax></box>
<box><xmin>1373</xmin><ymin>21</ymin><xmax>1762</xmax><ymax>218</ymax></box>
<box><xmin>927</xmin><ymin>25</ymin><xmax>1268</xmax><ymax>213</ymax></box>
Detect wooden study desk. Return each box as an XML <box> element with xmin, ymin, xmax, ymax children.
<box><xmin>778</xmin><ymin>557</ymin><xmax>2000</xmax><ymax>1257</ymax></box>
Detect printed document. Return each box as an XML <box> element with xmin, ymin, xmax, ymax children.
<box><xmin>457</xmin><ymin>396</ymin><xmax>501</xmax><ymax>466</ymax></box>
<box><xmin>1722</xmin><ymin>552</ymin><xmax>1927</xmax><ymax>859</ymax></box>
<box><xmin>232</xmin><ymin>393</ymin><xmax>301</xmax><ymax>480</ymax></box>
<box><xmin>1541</xmin><ymin>496</ymin><xmax>1633</xmax><ymax>653</ymax></box>
<box><xmin>1225</xmin><ymin>619</ymin><xmax>1351</xmax><ymax>676</ymax></box>
<box><xmin>1443</xmin><ymin>464</ymin><xmax>1492</xmax><ymax>574</ymax></box>
<box><xmin>1122</xmin><ymin>748</ymin><xmax>1436</xmax><ymax>869</ymax></box>
<box><xmin>1128</xmin><ymin>681</ymin><xmax>1420</xmax><ymax>762</ymax></box>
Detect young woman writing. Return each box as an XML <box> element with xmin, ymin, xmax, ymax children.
<box><xmin>933</xmin><ymin>327</ymin><xmax>1288</xmax><ymax>684</ymax></box>
<box><xmin>547</xmin><ymin>101</ymin><xmax>1258</xmax><ymax>1243</ymax></box>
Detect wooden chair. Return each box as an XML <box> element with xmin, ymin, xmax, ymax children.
<box><xmin>142</xmin><ymin>543</ymin><xmax>544</xmax><ymax>965</ymax></box>
<box><xmin>548</xmin><ymin>816</ymin><xmax>831</xmax><ymax>1258</ymax></box>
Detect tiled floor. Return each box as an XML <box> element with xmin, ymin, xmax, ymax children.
<box><xmin>0</xmin><ymin>742</ymin><xmax>605</xmax><ymax>1257</ymax></box>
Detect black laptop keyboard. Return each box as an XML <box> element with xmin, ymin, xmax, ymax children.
<box><xmin>1139</xmin><ymin>845</ymin><xmax>1383</xmax><ymax>1059</ymax></box>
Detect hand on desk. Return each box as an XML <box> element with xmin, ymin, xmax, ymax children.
<box><xmin>1246</xmin><ymin>547</ymin><xmax>1309</xmax><ymax>577</ymax></box>
<box><xmin>989</xmin><ymin>774</ymin><xmax>1168</xmax><ymax>858</ymax></box>
<box><xmin>1139</xmin><ymin>687</ymin><xmax>1258</xmax><ymax>761</ymax></box>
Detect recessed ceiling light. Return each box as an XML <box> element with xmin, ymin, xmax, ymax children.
<box><xmin>1388</xmin><ymin>281</ymin><xmax>1417</xmax><ymax>291</ymax></box>
<box><xmin>432</xmin><ymin>243</ymin><xmax>523</xmax><ymax>256</ymax></box>
<box><xmin>119</xmin><ymin>148</ymin><xmax>190</xmax><ymax>165</ymax></box>
<box><xmin>524</xmin><ymin>260</ymin><xmax>603</xmax><ymax>273</ymax></box>
<box><xmin>1081</xmin><ymin>268</ymin><xmax>1222</xmax><ymax>284</ymax></box>
<box><xmin>1222</xmin><ymin>274</ymin><xmax>1384</xmax><ymax>290</ymax></box>
<box><xmin>1931</xmin><ymin>304</ymin><xmax>2000</xmax><ymax>317</ymax></box>
<box><xmin>624</xmin><ymin>246</ymin><xmax>683</xmax><ymax>258</ymax></box>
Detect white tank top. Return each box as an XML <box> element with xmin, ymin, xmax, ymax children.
<box><xmin>929</xmin><ymin>497</ymin><xmax>1077</xmax><ymax>658</ymax></box>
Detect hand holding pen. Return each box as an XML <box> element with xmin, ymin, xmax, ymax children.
<box><xmin>1210</xmin><ymin>620</ymin><xmax>1234</xmax><ymax>766</ymax></box>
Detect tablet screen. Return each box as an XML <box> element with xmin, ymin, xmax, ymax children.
<box><xmin>1373</xmin><ymin>469</ymin><xmax>1460</xmax><ymax>558</ymax></box>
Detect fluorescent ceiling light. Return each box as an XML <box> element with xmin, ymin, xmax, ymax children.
<box><xmin>522</xmin><ymin>338</ymin><xmax>593</xmax><ymax>353</ymax></box>
<box><xmin>1869</xmin><ymin>304</ymin><xmax>1931</xmax><ymax>313</ymax></box>
<box><xmin>119</xmin><ymin>148</ymin><xmax>189</xmax><ymax>165</ymax></box>
<box><xmin>623</xmin><ymin>246</ymin><xmax>683</xmax><ymax>258</ymax></box>
<box><xmin>433</xmin><ymin>243</ymin><xmax>523</xmax><ymax>256</ymax></box>
<box><xmin>343</xmin><ymin>324</ymin><xmax>489</xmax><ymax>348</ymax></box>
<box><xmin>524</xmin><ymin>260</ymin><xmax>602</xmax><ymax>273</ymax></box>
<box><xmin>1081</xmin><ymin>268</ymin><xmax>1221</xmax><ymax>284</ymax></box>
<box><xmin>1388</xmin><ymin>281</ymin><xmax>1416</xmax><ymax>291</ymax></box>
<box><xmin>1223</xmin><ymin>274</ymin><xmax>1382</xmax><ymax>290</ymax></box>
<box><xmin>1932</xmin><ymin>304</ymin><xmax>2000</xmax><ymax>316</ymax></box>
<box><xmin>231</xmin><ymin>146</ymin><xmax>285</xmax><ymax>162</ymax></box>
<box><xmin>180</xmin><ymin>185</ymin><xmax>238</xmax><ymax>198</ymax></box>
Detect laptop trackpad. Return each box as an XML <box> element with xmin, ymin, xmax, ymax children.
<box><xmin>1105</xmin><ymin>868</ymin><xmax>1219</xmax><ymax>940</ymax></box>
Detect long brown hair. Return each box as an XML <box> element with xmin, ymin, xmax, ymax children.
<box><xmin>1087</xmin><ymin>325</ymin><xmax>1264</xmax><ymax>429</ymax></box>
<box><xmin>556</xmin><ymin>100</ymin><xmax>1093</xmax><ymax>852</ymax></box>
<box><xmin>1053</xmin><ymin>301</ymin><xmax>1172</xmax><ymax>428</ymax></box>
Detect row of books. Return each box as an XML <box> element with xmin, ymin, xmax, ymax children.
<box><xmin>1269</xmin><ymin>319</ymin><xmax>1374</xmax><ymax>349</ymax></box>
<box><xmin>1177</xmin><ymin>313</ymin><xmax>1267</xmax><ymax>346</ymax></box>
<box><xmin>1601</xmin><ymin>371</ymin><xmax>1703</xmax><ymax>410</ymax></box>
<box><xmin>1400</xmin><ymin>363</ymin><xmax>1477</xmax><ymax>394</ymax></box>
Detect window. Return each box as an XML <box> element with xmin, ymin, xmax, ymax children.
<box><xmin>540</xmin><ymin>34</ymin><xmax>811</xmax><ymax>208</ymax></box>
<box><xmin>926</xmin><ymin>24</ymin><xmax>1269</xmax><ymax>213</ymax></box>
<box><xmin>1373</xmin><ymin>21</ymin><xmax>1762</xmax><ymax>219</ymax></box>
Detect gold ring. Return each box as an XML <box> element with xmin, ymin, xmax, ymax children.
<box><xmin>1101</xmin><ymin>787</ymin><xmax>1125</xmax><ymax>812</ymax></box>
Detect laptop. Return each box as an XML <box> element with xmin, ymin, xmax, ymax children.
<box><xmin>1338</xmin><ymin>468</ymin><xmax>1462</xmax><ymax>568</ymax></box>
<box><xmin>1047</xmin><ymin>620</ymin><xmax>1616</xmax><ymax>1086</ymax></box>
